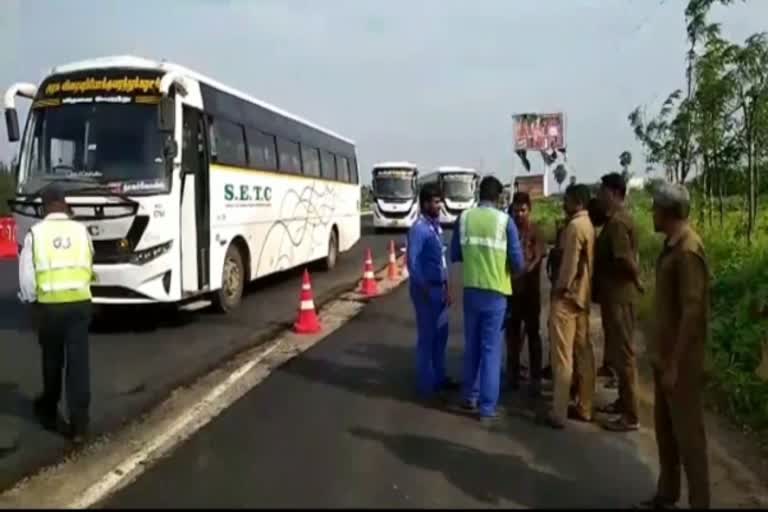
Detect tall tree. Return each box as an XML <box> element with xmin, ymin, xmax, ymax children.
<box><xmin>629</xmin><ymin>91</ymin><xmax>689</xmax><ymax>182</ymax></box>
<box><xmin>629</xmin><ymin>0</ymin><xmax>745</xmax><ymax>186</ymax></box>
<box><xmin>691</xmin><ymin>26</ymin><xmax>740</xmax><ymax>226</ymax></box>
<box><xmin>733</xmin><ymin>33</ymin><xmax>768</xmax><ymax>242</ymax></box>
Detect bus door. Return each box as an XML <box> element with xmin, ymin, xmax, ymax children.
<box><xmin>180</xmin><ymin>106</ymin><xmax>211</xmax><ymax>293</ymax></box>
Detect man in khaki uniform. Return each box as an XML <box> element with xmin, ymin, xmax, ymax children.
<box><xmin>588</xmin><ymin>197</ymin><xmax>615</xmax><ymax>385</ymax></box>
<box><xmin>595</xmin><ymin>173</ymin><xmax>643</xmax><ymax>432</ymax></box>
<box><xmin>540</xmin><ymin>184</ymin><xmax>595</xmax><ymax>429</ymax></box>
<box><xmin>638</xmin><ymin>182</ymin><xmax>710</xmax><ymax>509</ymax></box>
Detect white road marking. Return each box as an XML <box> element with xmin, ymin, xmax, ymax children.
<box><xmin>67</xmin><ymin>341</ymin><xmax>281</xmax><ymax>509</ymax></box>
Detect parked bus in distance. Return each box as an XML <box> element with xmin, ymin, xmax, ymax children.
<box><xmin>418</xmin><ymin>166</ymin><xmax>480</xmax><ymax>225</ymax></box>
<box><xmin>4</xmin><ymin>56</ymin><xmax>360</xmax><ymax>313</ymax></box>
<box><xmin>371</xmin><ymin>161</ymin><xmax>419</xmax><ymax>230</ymax></box>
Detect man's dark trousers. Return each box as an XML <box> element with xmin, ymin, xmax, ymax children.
<box><xmin>36</xmin><ymin>301</ymin><xmax>92</xmax><ymax>432</ymax></box>
<box><xmin>506</xmin><ymin>294</ymin><xmax>543</xmax><ymax>390</ymax></box>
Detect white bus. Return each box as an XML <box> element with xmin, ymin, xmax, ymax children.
<box><xmin>418</xmin><ymin>166</ymin><xmax>480</xmax><ymax>225</ymax></box>
<box><xmin>4</xmin><ymin>56</ymin><xmax>361</xmax><ymax>313</ymax></box>
<box><xmin>371</xmin><ymin>161</ymin><xmax>419</xmax><ymax>230</ymax></box>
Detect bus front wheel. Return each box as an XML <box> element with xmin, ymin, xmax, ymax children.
<box><xmin>213</xmin><ymin>244</ymin><xmax>245</xmax><ymax>313</ymax></box>
<box><xmin>320</xmin><ymin>228</ymin><xmax>339</xmax><ymax>271</ymax></box>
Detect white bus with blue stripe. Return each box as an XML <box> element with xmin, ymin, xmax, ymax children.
<box><xmin>371</xmin><ymin>161</ymin><xmax>419</xmax><ymax>230</ymax></box>
<box><xmin>4</xmin><ymin>56</ymin><xmax>361</xmax><ymax>313</ymax></box>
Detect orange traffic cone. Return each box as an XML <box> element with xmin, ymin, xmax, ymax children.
<box><xmin>400</xmin><ymin>245</ymin><xmax>409</xmax><ymax>278</ymax></box>
<box><xmin>360</xmin><ymin>248</ymin><xmax>379</xmax><ymax>297</ymax></box>
<box><xmin>294</xmin><ymin>269</ymin><xmax>322</xmax><ymax>334</ymax></box>
<box><xmin>387</xmin><ymin>240</ymin><xmax>399</xmax><ymax>281</ymax></box>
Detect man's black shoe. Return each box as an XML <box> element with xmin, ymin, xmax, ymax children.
<box><xmin>479</xmin><ymin>412</ymin><xmax>500</xmax><ymax>427</ymax></box>
<box><xmin>441</xmin><ymin>378</ymin><xmax>461</xmax><ymax>391</ymax></box>
<box><xmin>457</xmin><ymin>399</ymin><xmax>478</xmax><ymax>414</ymax></box>
<box><xmin>67</xmin><ymin>424</ymin><xmax>89</xmax><ymax>446</ymax></box>
<box><xmin>33</xmin><ymin>397</ymin><xmax>59</xmax><ymax>433</ymax></box>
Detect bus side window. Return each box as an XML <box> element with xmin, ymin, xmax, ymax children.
<box><xmin>337</xmin><ymin>156</ymin><xmax>350</xmax><ymax>183</ymax></box>
<box><xmin>320</xmin><ymin>150</ymin><xmax>336</xmax><ymax>180</ymax></box>
<box><xmin>246</xmin><ymin>128</ymin><xmax>277</xmax><ymax>171</ymax></box>
<box><xmin>300</xmin><ymin>144</ymin><xmax>321</xmax><ymax>178</ymax></box>
<box><xmin>211</xmin><ymin>119</ymin><xmax>247</xmax><ymax>167</ymax></box>
<box><xmin>276</xmin><ymin>137</ymin><xmax>301</xmax><ymax>174</ymax></box>
<box><xmin>349</xmin><ymin>157</ymin><xmax>359</xmax><ymax>184</ymax></box>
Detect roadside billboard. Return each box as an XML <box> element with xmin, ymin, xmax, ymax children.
<box><xmin>513</xmin><ymin>113</ymin><xmax>566</xmax><ymax>152</ymax></box>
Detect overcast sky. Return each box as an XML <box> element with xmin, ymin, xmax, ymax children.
<box><xmin>1</xmin><ymin>0</ymin><xmax>765</xmax><ymax>187</ymax></box>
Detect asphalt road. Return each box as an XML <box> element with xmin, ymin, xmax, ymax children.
<box><xmin>0</xmin><ymin>216</ymin><xmax>405</xmax><ymax>490</ymax></box>
<box><xmin>105</xmin><ymin>266</ymin><xmax>656</xmax><ymax>509</ymax></box>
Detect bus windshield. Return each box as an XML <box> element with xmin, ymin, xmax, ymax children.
<box><xmin>19</xmin><ymin>103</ymin><xmax>170</xmax><ymax>195</ymax></box>
<box><xmin>373</xmin><ymin>169</ymin><xmax>415</xmax><ymax>199</ymax></box>
<box><xmin>442</xmin><ymin>174</ymin><xmax>476</xmax><ymax>201</ymax></box>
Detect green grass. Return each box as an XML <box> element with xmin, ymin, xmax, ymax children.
<box><xmin>530</xmin><ymin>197</ymin><xmax>562</xmax><ymax>245</ymax></box>
<box><xmin>533</xmin><ymin>191</ymin><xmax>768</xmax><ymax>430</ymax></box>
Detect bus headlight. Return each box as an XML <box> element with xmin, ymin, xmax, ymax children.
<box><xmin>131</xmin><ymin>241</ymin><xmax>172</xmax><ymax>265</ymax></box>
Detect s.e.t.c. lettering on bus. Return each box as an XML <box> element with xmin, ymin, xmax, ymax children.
<box><xmin>224</xmin><ymin>184</ymin><xmax>273</xmax><ymax>204</ymax></box>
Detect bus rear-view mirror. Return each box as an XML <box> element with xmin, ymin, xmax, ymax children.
<box><xmin>158</xmin><ymin>97</ymin><xmax>175</xmax><ymax>133</ymax></box>
<box><xmin>5</xmin><ymin>109</ymin><xmax>20</xmax><ymax>142</ymax></box>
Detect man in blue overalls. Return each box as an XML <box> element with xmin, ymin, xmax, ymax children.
<box><xmin>407</xmin><ymin>183</ymin><xmax>457</xmax><ymax>400</ymax></box>
<box><xmin>450</xmin><ymin>176</ymin><xmax>524</xmax><ymax>424</ymax></box>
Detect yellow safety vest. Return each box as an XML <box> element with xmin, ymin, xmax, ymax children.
<box><xmin>32</xmin><ymin>218</ymin><xmax>93</xmax><ymax>304</ymax></box>
<box><xmin>459</xmin><ymin>207</ymin><xmax>513</xmax><ymax>296</ymax></box>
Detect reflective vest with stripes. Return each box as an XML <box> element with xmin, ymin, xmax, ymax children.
<box><xmin>459</xmin><ymin>207</ymin><xmax>512</xmax><ymax>296</ymax></box>
<box><xmin>32</xmin><ymin>218</ymin><xmax>93</xmax><ymax>304</ymax></box>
